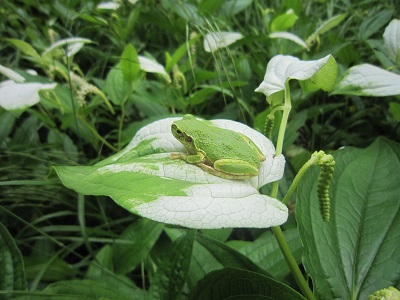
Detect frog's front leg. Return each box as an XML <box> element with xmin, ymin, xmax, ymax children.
<box><xmin>170</xmin><ymin>151</ymin><xmax>205</xmax><ymax>164</ymax></box>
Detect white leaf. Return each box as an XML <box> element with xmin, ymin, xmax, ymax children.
<box><xmin>0</xmin><ymin>65</ymin><xmax>25</xmax><ymax>83</ymax></box>
<box><xmin>203</xmin><ymin>31</ymin><xmax>243</xmax><ymax>52</ymax></box>
<box><xmin>383</xmin><ymin>19</ymin><xmax>400</xmax><ymax>64</ymax></box>
<box><xmin>138</xmin><ymin>56</ymin><xmax>171</xmax><ymax>83</ymax></box>
<box><xmin>0</xmin><ymin>81</ymin><xmax>57</xmax><ymax>110</ymax></box>
<box><xmin>123</xmin><ymin>116</ymin><xmax>287</xmax><ymax>228</ymax></box>
<box><xmin>43</xmin><ymin>37</ymin><xmax>93</xmax><ymax>56</ymax></box>
<box><xmin>255</xmin><ymin>54</ymin><xmax>331</xmax><ymax>97</ymax></box>
<box><xmin>96</xmin><ymin>2</ymin><xmax>120</xmax><ymax>10</ymax></box>
<box><xmin>269</xmin><ymin>32</ymin><xmax>309</xmax><ymax>50</ymax></box>
<box><xmin>333</xmin><ymin>64</ymin><xmax>400</xmax><ymax>96</ymax></box>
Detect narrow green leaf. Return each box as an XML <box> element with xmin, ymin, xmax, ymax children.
<box><xmin>150</xmin><ymin>230</ymin><xmax>196</xmax><ymax>300</ymax></box>
<box><xmin>189</xmin><ymin>267</ymin><xmax>307</xmax><ymax>300</ymax></box>
<box><xmin>358</xmin><ymin>10</ymin><xmax>393</xmax><ymax>40</ymax></box>
<box><xmin>0</xmin><ymin>222</ymin><xmax>27</xmax><ymax>299</ymax></box>
<box><xmin>296</xmin><ymin>138</ymin><xmax>400</xmax><ymax>299</ymax></box>
<box><xmin>112</xmin><ymin>218</ymin><xmax>164</xmax><ymax>274</ymax></box>
<box><xmin>312</xmin><ymin>13</ymin><xmax>347</xmax><ymax>37</ymax></box>
<box><xmin>5</xmin><ymin>39</ymin><xmax>41</xmax><ymax>61</ymax></box>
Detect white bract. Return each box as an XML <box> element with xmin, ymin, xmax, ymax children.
<box><xmin>109</xmin><ymin>117</ymin><xmax>287</xmax><ymax>228</ymax></box>
<box><xmin>138</xmin><ymin>56</ymin><xmax>171</xmax><ymax>83</ymax></box>
<box><xmin>383</xmin><ymin>19</ymin><xmax>400</xmax><ymax>64</ymax></box>
<box><xmin>96</xmin><ymin>2</ymin><xmax>120</xmax><ymax>10</ymax></box>
<box><xmin>43</xmin><ymin>37</ymin><xmax>92</xmax><ymax>57</ymax></box>
<box><xmin>0</xmin><ymin>65</ymin><xmax>56</xmax><ymax>111</ymax></box>
<box><xmin>203</xmin><ymin>32</ymin><xmax>243</xmax><ymax>52</ymax></box>
<box><xmin>269</xmin><ymin>32</ymin><xmax>309</xmax><ymax>50</ymax></box>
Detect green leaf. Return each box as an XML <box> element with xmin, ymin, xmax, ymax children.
<box><xmin>112</xmin><ymin>218</ymin><xmax>164</xmax><ymax>274</ymax></box>
<box><xmin>43</xmin><ymin>279</ymin><xmax>143</xmax><ymax>300</ymax></box>
<box><xmin>53</xmin><ymin>117</ymin><xmax>288</xmax><ymax>229</ymax></box>
<box><xmin>150</xmin><ymin>230</ymin><xmax>195</xmax><ymax>300</ymax></box>
<box><xmin>232</xmin><ymin>228</ymin><xmax>302</xmax><ymax>279</ymax></box>
<box><xmin>0</xmin><ymin>222</ymin><xmax>27</xmax><ymax>300</ymax></box>
<box><xmin>389</xmin><ymin>102</ymin><xmax>400</xmax><ymax>122</ymax></box>
<box><xmin>220</xmin><ymin>0</ymin><xmax>252</xmax><ymax>18</ymax></box>
<box><xmin>189</xmin><ymin>267</ymin><xmax>307</xmax><ymax>300</ymax></box>
<box><xmin>296</xmin><ymin>138</ymin><xmax>400</xmax><ymax>299</ymax></box>
<box><xmin>24</xmin><ymin>256</ymin><xmax>77</xmax><ymax>281</ymax></box>
<box><xmin>332</xmin><ymin>64</ymin><xmax>400</xmax><ymax>96</ymax></box>
<box><xmin>5</xmin><ymin>38</ymin><xmax>41</xmax><ymax>61</ymax></box>
<box><xmin>308</xmin><ymin>13</ymin><xmax>347</xmax><ymax>40</ymax></box>
<box><xmin>105</xmin><ymin>66</ymin><xmax>132</xmax><ymax>105</ymax></box>
<box><xmin>358</xmin><ymin>10</ymin><xmax>393</xmax><ymax>40</ymax></box>
<box><xmin>185</xmin><ymin>233</ymin><xmax>270</xmax><ymax>288</ymax></box>
<box><xmin>270</xmin><ymin>10</ymin><xmax>298</xmax><ymax>32</ymax></box>
<box><xmin>120</xmin><ymin>44</ymin><xmax>140</xmax><ymax>84</ymax></box>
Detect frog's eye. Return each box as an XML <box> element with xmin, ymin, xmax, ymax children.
<box><xmin>185</xmin><ymin>137</ymin><xmax>192</xmax><ymax>143</ymax></box>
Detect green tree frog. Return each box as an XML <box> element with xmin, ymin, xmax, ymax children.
<box><xmin>170</xmin><ymin>114</ymin><xmax>266</xmax><ymax>179</ymax></box>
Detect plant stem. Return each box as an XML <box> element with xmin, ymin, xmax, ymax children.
<box><xmin>271</xmin><ymin>227</ymin><xmax>316</xmax><ymax>300</ymax></box>
<box><xmin>268</xmin><ymin>81</ymin><xmax>315</xmax><ymax>299</ymax></box>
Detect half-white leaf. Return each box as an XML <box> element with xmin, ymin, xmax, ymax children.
<box><xmin>138</xmin><ymin>56</ymin><xmax>171</xmax><ymax>83</ymax></box>
<box><xmin>0</xmin><ymin>65</ymin><xmax>25</xmax><ymax>83</ymax></box>
<box><xmin>255</xmin><ymin>54</ymin><xmax>333</xmax><ymax>97</ymax></box>
<box><xmin>383</xmin><ymin>19</ymin><xmax>400</xmax><ymax>64</ymax></box>
<box><xmin>269</xmin><ymin>32</ymin><xmax>309</xmax><ymax>50</ymax></box>
<box><xmin>0</xmin><ymin>80</ymin><xmax>57</xmax><ymax>110</ymax></box>
<box><xmin>204</xmin><ymin>32</ymin><xmax>243</xmax><ymax>52</ymax></box>
<box><xmin>332</xmin><ymin>64</ymin><xmax>400</xmax><ymax>96</ymax></box>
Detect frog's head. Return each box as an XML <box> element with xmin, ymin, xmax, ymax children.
<box><xmin>171</xmin><ymin>114</ymin><xmax>197</xmax><ymax>154</ymax></box>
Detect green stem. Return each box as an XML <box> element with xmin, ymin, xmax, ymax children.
<box><xmin>271</xmin><ymin>227</ymin><xmax>316</xmax><ymax>300</ymax></box>
<box><xmin>281</xmin><ymin>157</ymin><xmax>317</xmax><ymax>205</ymax></box>
<box><xmin>268</xmin><ymin>81</ymin><xmax>315</xmax><ymax>300</ymax></box>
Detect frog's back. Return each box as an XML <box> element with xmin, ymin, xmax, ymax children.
<box><xmin>194</xmin><ymin>126</ymin><xmax>260</xmax><ymax>164</ymax></box>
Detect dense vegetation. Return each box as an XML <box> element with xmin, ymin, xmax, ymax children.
<box><xmin>1</xmin><ymin>0</ymin><xmax>399</xmax><ymax>299</ymax></box>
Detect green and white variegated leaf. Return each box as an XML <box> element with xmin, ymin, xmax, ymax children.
<box><xmin>255</xmin><ymin>54</ymin><xmax>336</xmax><ymax>98</ymax></box>
<box><xmin>0</xmin><ymin>80</ymin><xmax>57</xmax><ymax>110</ymax></box>
<box><xmin>54</xmin><ymin>117</ymin><xmax>287</xmax><ymax>229</ymax></box>
<box><xmin>332</xmin><ymin>64</ymin><xmax>400</xmax><ymax>96</ymax></box>
<box><xmin>203</xmin><ymin>32</ymin><xmax>243</xmax><ymax>52</ymax></box>
<box><xmin>383</xmin><ymin>19</ymin><xmax>400</xmax><ymax>64</ymax></box>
